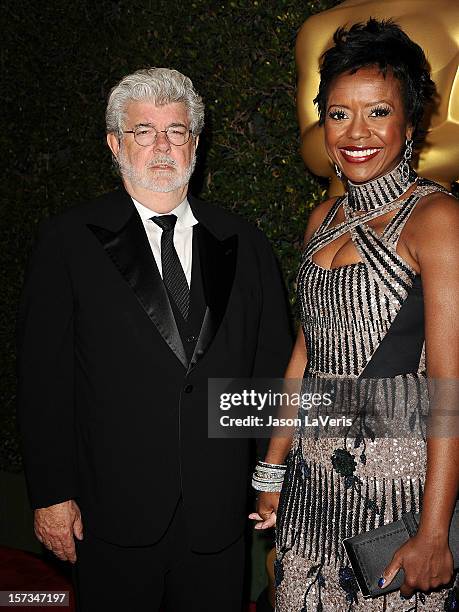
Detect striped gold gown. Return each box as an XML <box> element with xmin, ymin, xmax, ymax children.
<box><xmin>275</xmin><ymin>166</ymin><xmax>458</xmax><ymax>611</ymax></box>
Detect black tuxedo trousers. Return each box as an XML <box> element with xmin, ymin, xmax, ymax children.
<box><xmin>17</xmin><ymin>189</ymin><xmax>292</xmax><ymax>551</ymax></box>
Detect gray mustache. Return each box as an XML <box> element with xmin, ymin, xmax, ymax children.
<box><xmin>147</xmin><ymin>157</ymin><xmax>176</xmax><ymax>168</ymax></box>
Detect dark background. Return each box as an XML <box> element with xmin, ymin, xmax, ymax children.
<box><xmin>2</xmin><ymin>0</ymin><xmax>340</xmax><ymax>473</ymax></box>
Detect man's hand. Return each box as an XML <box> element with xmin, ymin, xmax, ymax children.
<box><xmin>249</xmin><ymin>492</ymin><xmax>280</xmax><ymax>529</ymax></box>
<box><xmin>34</xmin><ymin>499</ymin><xmax>83</xmax><ymax>563</ymax></box>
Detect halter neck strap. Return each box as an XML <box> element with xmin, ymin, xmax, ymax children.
<box><xmin>347</xmin><ymin>159</ymin><xmax>417</xmax><ymax>212</ymax></box>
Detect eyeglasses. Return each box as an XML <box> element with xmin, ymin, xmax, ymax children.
<box><xmin>123</xmin><ymin>124</ymin><xmax>192</xmax><ymax>147</ymax></box>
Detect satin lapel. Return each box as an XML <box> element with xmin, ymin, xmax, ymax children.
<box><xmin>188</xmin><ymin>224</ymin><xmax>238</xmax><ymax>372</ymax></box>
<box><xmin>87</xmin><ymin>212</ymin><xmax>188</xmax><ymax>370</ymax></box>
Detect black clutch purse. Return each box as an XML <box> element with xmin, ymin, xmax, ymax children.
<box><xmin>343</xmin><ymin>500</ymin><xmax>459</xmax><ymax>598</ymax></box>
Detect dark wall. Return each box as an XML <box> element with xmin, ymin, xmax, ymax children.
<box><xmin>2</xmin><ymin>0</ymin><xmax>341</xmax><ymax>472</ymax></box>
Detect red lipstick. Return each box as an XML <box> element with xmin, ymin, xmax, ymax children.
<box><xmin>339</xmin><ymin>146</ymin><xmax>382</xmax><ymax>164</ymax></box>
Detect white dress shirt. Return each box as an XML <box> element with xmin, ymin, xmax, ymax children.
<box><xmin>131</xmin><ymin>197</ymin><xmax>198</xmax><ymax>287</ymax></box>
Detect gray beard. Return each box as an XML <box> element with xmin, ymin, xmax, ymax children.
<box><xmin>118</xmin><ymin>150</ymin><xmax>196</xmax><ymax>193</ymax></box>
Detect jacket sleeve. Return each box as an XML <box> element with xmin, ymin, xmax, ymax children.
<box><xmin>16</xmin><ymin>217</ymin><xmax>78</xmax><ymax>509</ymax></box>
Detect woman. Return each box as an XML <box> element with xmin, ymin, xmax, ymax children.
<box><xmin>250</xmin><ymin>19</ymin><xmax>459</xmax><ymax>611</ymax></box>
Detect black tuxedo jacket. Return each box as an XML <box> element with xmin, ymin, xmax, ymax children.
<box><xmin>17</xmin><ymin>188</ymin><xmax>292</xmax><ymax>551</ymax></box>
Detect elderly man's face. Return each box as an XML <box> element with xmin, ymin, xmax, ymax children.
<box><xmin>108</xmin><ymin>101</ymin><xmax>197</xmax><ymax>194</ymax></box>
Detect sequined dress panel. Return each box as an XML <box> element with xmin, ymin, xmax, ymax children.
<box><xmin>275</xmin><ymin>179</ymin><xmax>457</xmax><ymax>611</ymax></box>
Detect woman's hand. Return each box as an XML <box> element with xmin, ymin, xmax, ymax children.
<box><xmin>380</xmin><ymin>531</ymin><xmax>454</xmax><ymax>598</ymax></box>
<box><xmin>249</xmin><ymin>492</ymin><xmax>280</xmax><ymax>529</ymax></box>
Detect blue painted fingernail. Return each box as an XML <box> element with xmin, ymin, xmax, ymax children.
<box><xmin>378</xmin><ymin>576</ymin><xmax>385</xmax><ymax>588</ymax></box>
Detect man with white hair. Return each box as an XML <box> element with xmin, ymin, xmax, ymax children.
<box><xmin>17</xmin><ymin>68</ymin><xmax>292</xmax><ymax>611</ymax></box>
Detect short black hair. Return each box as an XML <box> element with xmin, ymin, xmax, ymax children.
<box><xmin>313</xmin><ymin>19</ymin><xmax>436</xmax><ymax>142</ymax></box>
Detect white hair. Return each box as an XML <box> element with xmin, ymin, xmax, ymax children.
<box><xmin>106</xmin><ymin>67</ymin><xmax>205</xmax><ymax>137</ymax></box>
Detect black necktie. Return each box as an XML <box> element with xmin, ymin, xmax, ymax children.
<box><xmin>152</xmin><ymin>215</ymin><xmax>190</xmax><ymax>320</ymax></box>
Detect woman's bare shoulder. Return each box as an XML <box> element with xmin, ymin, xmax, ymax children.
<box><xmin>406</xmin><ymin>190</ymin><xmax>459</xmax><ymax>262</ymax></box>
<box><xmin>303</xmin><ymin>196</ymin><xmax>340</xmax><ymax>245</ymax></box>
<box><xmin>411</xmin><ymin>189</ymin><xmax>459</xmax><ymax>228</ymax></box>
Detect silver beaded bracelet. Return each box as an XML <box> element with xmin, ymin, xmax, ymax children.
<box><xmin>251</xmin><ymin>460</ymin><xmax>287</xmax><ymax>492</ymax></box>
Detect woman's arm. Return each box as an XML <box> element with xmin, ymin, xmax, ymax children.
<box><xmin>249</xmin><ymin>327</ymin><xmax>308</xmax><ymax>529</ymax></box>
<box><xmin>415</xmin><ymin>194</ymin><xmax>459</xmax><ymax>538</ymax></box>
<box><xmin>264</xmin><ymin>327</ymin><xmax>309</xmax><ymax>465</ymax></box>
<box><xmin>383</xmin><ymin>193</ymin><xmax>459</xmax><ymax>597</ymax></box>
<box><xmin>249</xmin><ymin>198</ymin><xmax>336</xmax><ymax>530</ymax></box>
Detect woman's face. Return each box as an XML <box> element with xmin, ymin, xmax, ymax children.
<box><xmin>324</xmin><ymin>66</ymin><xmax>413</xmax><ymax>184</ymax></box>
